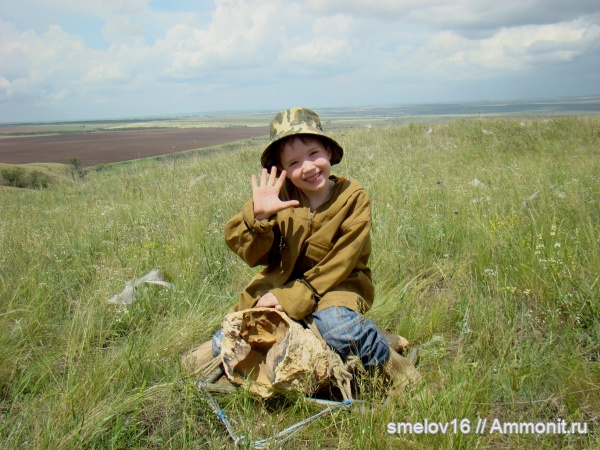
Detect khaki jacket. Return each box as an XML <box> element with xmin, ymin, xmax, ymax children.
<box><xmin>224</xmin><ymin>176</ymin><xmax>374</xmax><ymax>320</ymax></box>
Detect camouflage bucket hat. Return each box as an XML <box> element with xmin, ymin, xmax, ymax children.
<box><xmin>260</xmin><ymin>107</ymin><xmax>344</xmax><ymax>169</ymax></box>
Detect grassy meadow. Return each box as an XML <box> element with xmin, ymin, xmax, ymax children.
<box><xmin>0</xmin><ymin>116</ymin><xmax>598</xmax><ymax>449</ymax></box>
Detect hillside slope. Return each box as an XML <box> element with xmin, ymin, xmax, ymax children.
<box><xmin>0</xmin><ymin>117</ymin><xmax>598</xmax><ymax>449</ymax></box>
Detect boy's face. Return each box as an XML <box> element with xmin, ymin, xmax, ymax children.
<box><xmin>278</xmin><ymin>136</ymin><xmax>332</xmax><ymax>196</ymax></box>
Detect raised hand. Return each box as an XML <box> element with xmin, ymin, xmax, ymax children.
<box><xmin>252</xmin><ymin>166</ymin><xmax>300</xmax><ymax>220</ymax></box>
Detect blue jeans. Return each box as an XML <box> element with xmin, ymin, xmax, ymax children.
<box><xmin>212</xmin><ymin>306</ymin><xmax>389</xmax><ymax>368</ymax></box>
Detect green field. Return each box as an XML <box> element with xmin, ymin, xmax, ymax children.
<box><xmin>0</xmin><ymin>116</ymin><xmax>598</xmax><ymax>448</ymax></box>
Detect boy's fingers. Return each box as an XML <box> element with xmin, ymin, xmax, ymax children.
<box><xmin>257</xmin><ymin>292</ymin><xmax>279</xmax><ymax>307</ymax></box>
<box><xmin>269</xmin><ymin>166</ymin><xmax>277</xmax><ymax>185</ymax></box>
<box><xmin>251</xmin><ymin>174</ymin><xmax>258</xmax><ymax>190</ymax></box>
<box><xmin>275</xmin><ymin>170</ymin><xmax>287</xmax><ymax>189</ymax></box>
<box><xmin>260</xmin><ymin>168</ymin><xmax>268</xmax><ymax>186</ymax></box>
<box><xmin>281</xmin><ymin>200</ymin><xmax>300</xmax><ymax>210</ymax></box>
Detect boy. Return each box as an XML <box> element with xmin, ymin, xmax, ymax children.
<box><xmin>188</xmin><ymin>107</ymin><xmax>418</xmax><ymax>390</ymax></box>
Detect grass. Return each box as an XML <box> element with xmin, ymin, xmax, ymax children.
<box><xmin>0</xmin><ymin>163</ymin><xmax>72</xmax><ymax>188</ymax></box>
<box><xmin>0</xmin><ymin>116</ymin><xmax>598</xmax><ymax>448</ymax></box>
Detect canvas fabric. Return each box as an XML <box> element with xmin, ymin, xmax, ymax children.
<box><xmin>219</xmin><ymin>307</ymin><xmax>333</xmax><ymax>398</ymax></box>
<box><xmin>212</xmin><ymin>306</ymin><xmax>390</xmax><ymax>369</ymax></box>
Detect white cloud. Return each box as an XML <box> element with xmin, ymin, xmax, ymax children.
<box><xmin>82</xmin><ymin>64</ymin><xmax>130</xmax><ymax>84</ymax></box>
<box><xmin>20</xmin><ymin>0</ymin><xmax>150</xmax><ymax>20</ymax></box>
<box><xmin>0</xmin><ymin>23</ymin><xmax>91</xmax><ymax>106</ymax></box>
<box><xmin>306</xmin><ymin>0</ymin><xmax>600</xmax><ymax>33</ymax></box>
<box><xmin>283</xmin><ymin>38</ymin><xmax>351</xmax><ymax>66</ymax></box>
<box><xmin>158</xmin><ymin>1</ymin><xmax>283</xmax><ymax>80</ymax></box>
<box><xmin>423</xmin><ymin>21</ymin><xmax>600</xmax><ymax>74</ymax></box>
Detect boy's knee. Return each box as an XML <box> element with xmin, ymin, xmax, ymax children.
<box><xmin>312</xmin><ymin>307</ymin><xmax>389</xmax><ymax>367</ymax></box>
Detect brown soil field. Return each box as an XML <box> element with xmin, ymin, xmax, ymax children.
<box><xmin>0</xmin><ymin>127</ymin><xmax>267</xmax><ymax>166</ymax></box>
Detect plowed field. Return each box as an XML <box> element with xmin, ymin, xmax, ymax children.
<box><xmin>0</xmin><ymin>127</ymin><xmax>267</xmax><ymax>166</ymax></box>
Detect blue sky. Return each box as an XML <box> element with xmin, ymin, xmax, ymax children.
<box><xmin>1</xmin><ymin>0</ymin><xmax>599</xmax><ymax>122</ymax></box>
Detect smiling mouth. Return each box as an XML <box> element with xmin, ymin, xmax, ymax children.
<box><xmin>304</xmin><ymin>172</ymin><xmax>322</xmax><ymax>183</ymax></box>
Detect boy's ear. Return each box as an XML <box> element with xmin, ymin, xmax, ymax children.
<box><xmin>325</xmin><ymin>145</ymin><xmax>332</xmax><ymax>161</ymax></box>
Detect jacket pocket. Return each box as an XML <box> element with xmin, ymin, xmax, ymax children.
<box><xmin>305</xmin><ymin>241</ymin><xmax>333</xmax><ymax>264</ymax></box>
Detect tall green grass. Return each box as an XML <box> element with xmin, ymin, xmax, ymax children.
<box><xmin>1</xmin><ymin>117</ymin><xmax>598</xmax><ymax>448</ymax></box>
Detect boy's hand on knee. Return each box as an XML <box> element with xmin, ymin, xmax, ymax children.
<box><xmin>252</xmin><ymin>167</ymin><xmax>300</xmax><ymax>220</ymax></box>
<box><xmin>256</xmin><ymin>292</ymin><xmax>284</xmax><ymax>311</ymax></box>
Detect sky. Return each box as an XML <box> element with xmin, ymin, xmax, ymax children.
<box><xmin>1</xmin><ymin>0</ymin><xmax>599</xmax><ymax>123</ymax></box>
